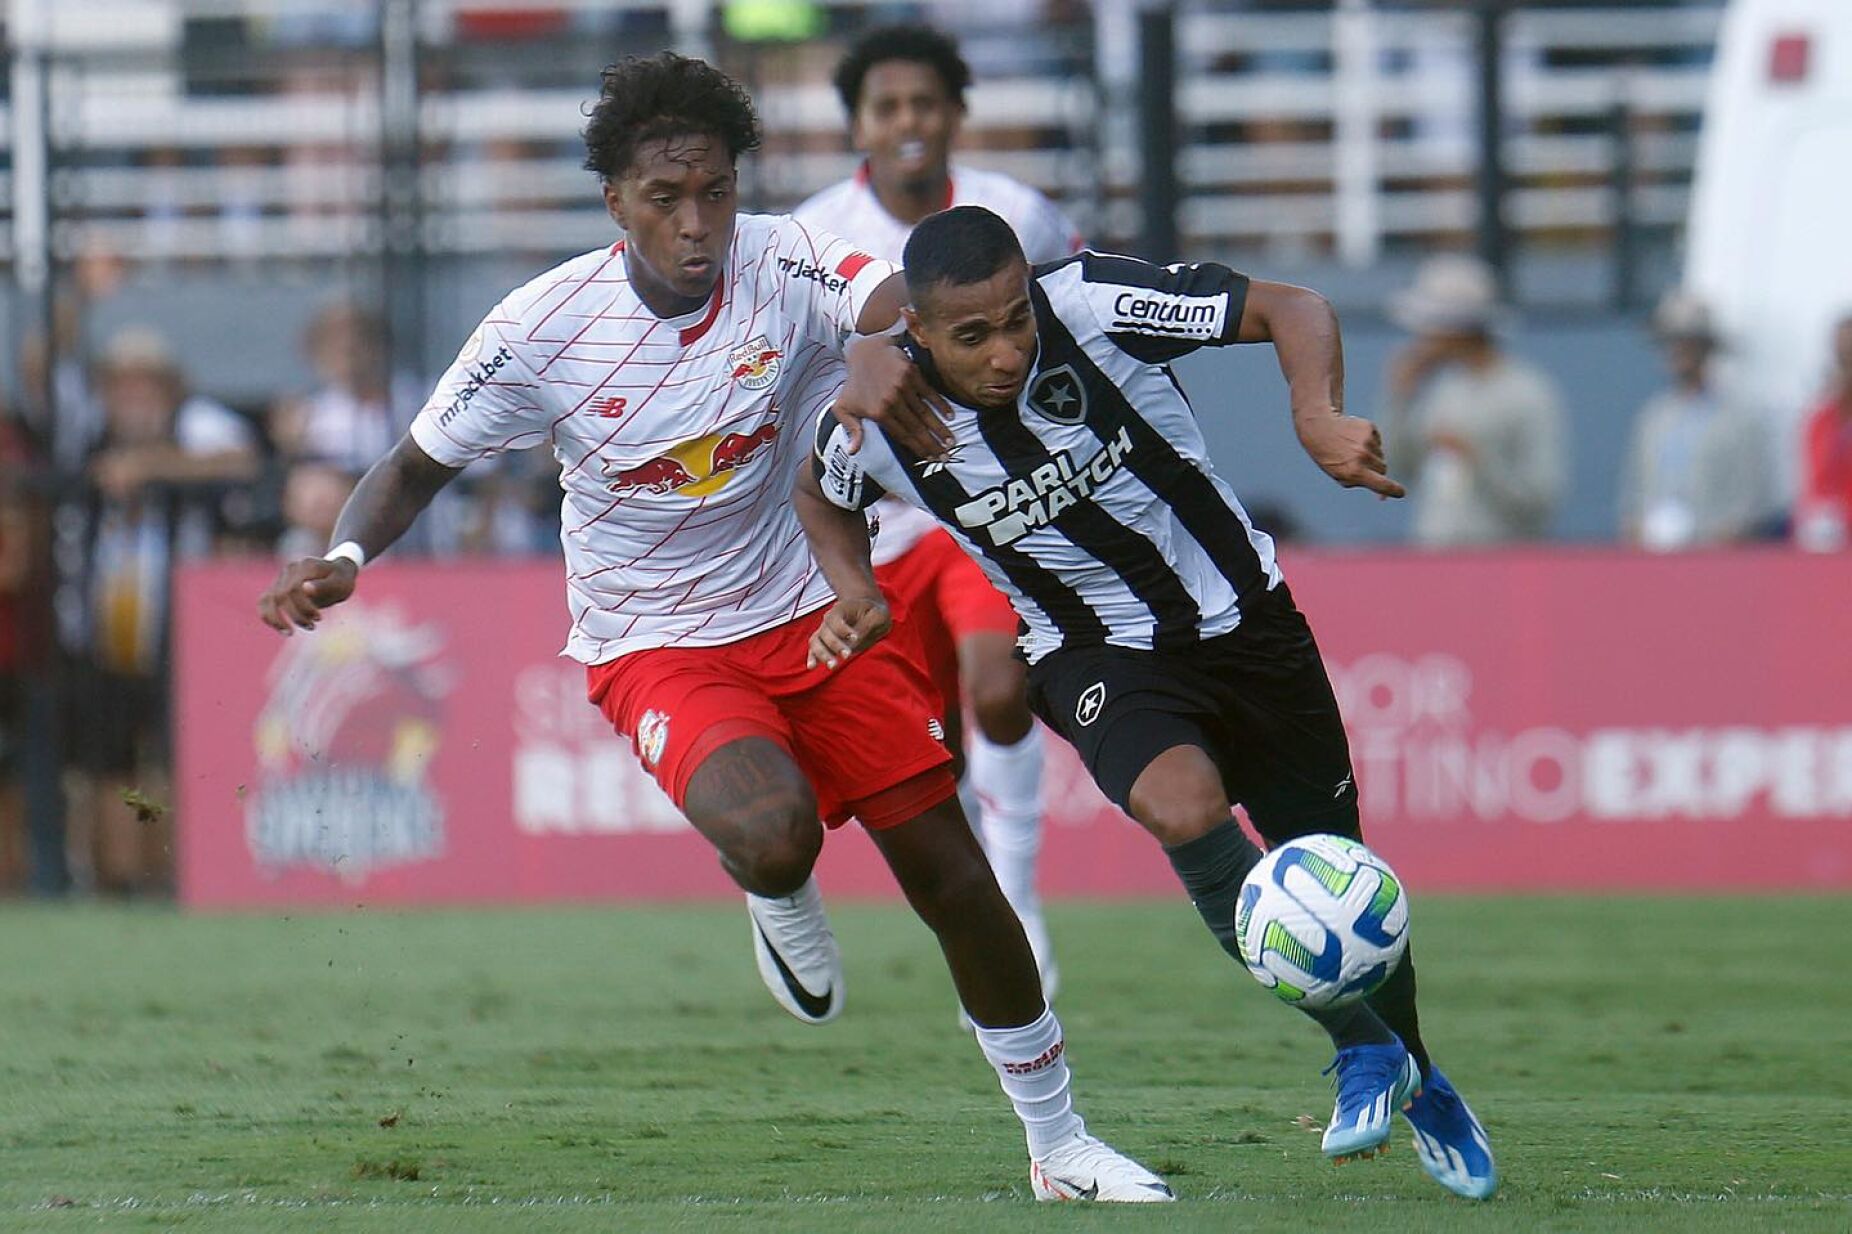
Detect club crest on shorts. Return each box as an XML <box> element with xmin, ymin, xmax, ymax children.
<box><xmin>1028</xmin><ymin>364</ymin><xmax>1088</xmax><ymax>426</ymax></box>
<box><xmin>1076</xmin><ymin>681</ymin><xmax>1107</xmax><ymax>727</ymax></box>
<box><xmin>637</xmin><ymin>709</ymin><xmax>670</xmax><ymax>768</ymax></box>
<box><xmin>728</xmin><ymin>334</ymin><xmax>783</xmax><ymax>391</ymax></box>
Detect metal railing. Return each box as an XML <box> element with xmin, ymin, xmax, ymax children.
<box><xmin>2</xmin><ymin>1</ymin><xmax>1719</xmax><ymax>272</ymax></box>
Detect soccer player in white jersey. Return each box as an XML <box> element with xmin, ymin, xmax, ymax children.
<box><xmin>256</xmin><ymin>57</ymin><xmax>1170</xmax><ymax>1203</ymax></box>
<box><xmin>789</xmin><ymin>24</ymin><xmax>1082</xmax><ymax>1000</ymax></box>
<box><xmin>796</xmin><ymin>206</ymin><xmax>1497</xmax><ymax>1201</ymax></box>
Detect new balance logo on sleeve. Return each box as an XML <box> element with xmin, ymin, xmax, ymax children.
<box><xmin>812</xmin><ymin>251</ymin><xmax>1283</xmax><ymax>666</ymax></box>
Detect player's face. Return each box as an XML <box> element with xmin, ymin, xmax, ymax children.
<box><xmin>852</xmin><ymin>61</ymin><xmax>961</xmax><ymax>193</ymax></box>
<box><xmin>603</xmin><ymin>134</ymin><xmax>738</xmax><ymax>317</ymax></box>
<box><xmin>907</xmin><ymin>259</ymin><xmax>1039</xmax><ymax>411</ymax></box>
<box><xmin>1664</xmin><ymin>337</ymin><xmax>1711</xmax><ymax>388</ymax></box>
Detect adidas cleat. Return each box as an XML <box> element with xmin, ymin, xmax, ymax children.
<box><xmin>1321</xmin><ymin>1039</ymin><xmax>1421</xmax><ymax>1163</ymax></box>
<box><xmin>1405</xmin><ymin>1067</ymin><xmax>1498</xmax><ymax>1199</ymax></box>
<box><xmin>745</xmin><ymin>876</ymin><xmax>842</xmax><ymax>1025</ymax></box>
<box><xmin>1030</xmin><ymin>1133</ymin><xmax>1175</xmax><ymax>1203</ymax></box>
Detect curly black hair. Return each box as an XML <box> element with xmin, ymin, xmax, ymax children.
<box><xmin>582</xmin><ymin>53</ymin><xmax>762</xmax><ymax>182</ymax></box>
<box><xmin>832</xmin><ymin>25</ymin><xmax>971</xmax><ymax>117</ymax></box>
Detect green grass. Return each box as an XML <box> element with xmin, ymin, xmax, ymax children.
<box><xmin>2</xmin><ymin>896</ymin><xmax>1849</xmax><ymax>1231</ymax></box>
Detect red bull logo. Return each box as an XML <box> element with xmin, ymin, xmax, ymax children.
<box><xmin>727</xmin><ymin>334</ymin><xmax>784</xmax><ymax>391</ymax></box>
<box><xmin>605</xmin><ymin>419</ymin><xmax>782</xmax><ymax>499</ymax></box>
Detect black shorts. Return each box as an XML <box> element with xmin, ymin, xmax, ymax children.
<box><xmin>1026</xmin><ymin>584</ymin><xmax>1359</xmax><ymax>845</ymax></box>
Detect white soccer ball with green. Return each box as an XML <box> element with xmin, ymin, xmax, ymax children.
<box><xmin>1235</xmin><ymin>834</ymin><xmax>1409</xmax><ymax>1011</ymax></box>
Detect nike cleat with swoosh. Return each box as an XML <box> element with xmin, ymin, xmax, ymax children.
<box><xmin>1030</xmin><ymin>1133</ymin><xmax>1175</xmax><ymax>1203</ymax></box>
<box><xmin>745</xmin><ymin>876</ymin><xmax>843</xmax><ymax>1025</ymax></box>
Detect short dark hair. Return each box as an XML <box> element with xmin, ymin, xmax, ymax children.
<box><xmin>903</xmin><ymin>206</ymin><xmax>1025</xmax><ymax>309</ymax></box>
<box><xmin>833</xmin><ymin>25</ymin><xmax>971</xmax><ymax>116</ymax></box>
<box><xmin>583</xmin><ymin>53</ymin><xmax>761</xmax><ymax>182</ymax></box>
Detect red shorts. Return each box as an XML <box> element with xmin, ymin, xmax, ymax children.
<box><xmin>875</xmin><ymin>528</ymin><xmax>1019</xmax><ymax>714</ymax></box>
<box><xmin>586</xmin><ymin>610</ymin><xmax>955</xmax><ymax>831</ymax></box>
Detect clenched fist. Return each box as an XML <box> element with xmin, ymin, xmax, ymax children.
<box><xmin>807</xmin><ymin>595</ymin><xmax>893</xmax><ymax>670</ymax></box>
<box><xmin>257</xmin><ymin>557</ymin><xmax>359</xmax><ymax>635</ymax></box>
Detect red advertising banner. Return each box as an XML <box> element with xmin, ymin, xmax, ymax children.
<box><xmin>176</xmin><ymin>550</ymin><xmax>1852</xmax><ymax>909</ymax></box>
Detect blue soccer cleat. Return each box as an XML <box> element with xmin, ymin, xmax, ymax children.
<box><xmin>1404</xmin><ymin>1067</ymin><xmax>1498</xmax><ymax>1199</ymax></box>
<box><xmin>1321</xmin><ymin>1039</ymin><xmax>1421</xmax><ymax>1163</ymax></box>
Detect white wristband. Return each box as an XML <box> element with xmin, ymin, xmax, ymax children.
<box><xmin>323</xmin><ymin>541</ymin><xmax>368</xmax><ymax>570</ymax></box>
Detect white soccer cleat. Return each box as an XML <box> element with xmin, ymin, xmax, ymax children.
<box><xmin>745</xmin><ymin>876</ymin><xmax>842</xmax><ymax>1025</ymax></box>
<box><xmin>1029</xmin><ymin>1133</ymin><xmax>1175</xmax><ymax>1203</ymax></box>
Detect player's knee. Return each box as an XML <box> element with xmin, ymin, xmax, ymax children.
<box><xmin>969</xmin><ymin>684</ymin><xmax>1032</xmax><ymax>745</ymax></box>
<box><xmin>1130</xmin><ymin>778</ymin><xmax>1232</xmax><ymax>848</ymax></box>
<box><xmin>721</xmin><ymin>791</ymin><xmax>822</xmax><ymax>896</ymax></box>
<box><xmin>963</xmin><ymin>664</ymin><xmax>1031</xmax><ymax>745</ymax></box>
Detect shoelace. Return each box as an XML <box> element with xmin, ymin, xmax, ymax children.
<box><xmin>756</xmin><ymin>891</ymin><xmax>834</xmax><ymax>971</ymax></box>
<box><xmin>1322</xmin><ymin>1047</ymin><xmax>1401</xmax><ymax>1104</ymax></box>
<box><xmin>1043</xmin><ymin>1135</ymin><xmax>1113</xmax><ymax>1171</ymax></box>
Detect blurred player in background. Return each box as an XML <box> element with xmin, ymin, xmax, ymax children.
<box><xmin>791</xmin><ymin>24</ymin><xmax>1082</xmax><ymax>1001</ymax></box>
<box><xmin>258</xmin><ymin>55</ymin><xmax>1170</xmax><ymax>1203</ymax></box>
<box><xmin>799</xmin><ymin>206</ymin><xmax>1496</xmax><ymax>1200</ymax></box>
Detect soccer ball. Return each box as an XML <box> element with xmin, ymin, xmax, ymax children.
<box><xmin>1235</xmin><ymin>834</ymin><xmax>1409</xmax><ymax>1010</ymax></box>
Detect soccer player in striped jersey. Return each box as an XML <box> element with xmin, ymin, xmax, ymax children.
<box><xmin>789</xmin><ymin>25</ymin><xmax>1082</xmax><ymax>1003</ymax></box>
<box><xmin>797</xmin><ymin>206</ymin><xmax>1497</xmax><ymax>1200</ymax></box>
<box><xmin>257</xmin><ymin>61</ymin><xmax>1170</xmax><ymax>1203</ymax></box>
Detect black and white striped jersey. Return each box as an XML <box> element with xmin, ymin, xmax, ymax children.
<box><xmin>812</xmin><ymin>250</ymin><xmax>1284</xmax><ymax>664</ymax></box>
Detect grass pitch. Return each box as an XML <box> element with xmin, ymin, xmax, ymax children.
<box><xmin>2</xmin><ymin>895</ymin><xmax>1849</xmax><ymax>1231</ymax></box>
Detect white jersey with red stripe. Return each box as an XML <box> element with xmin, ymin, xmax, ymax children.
<box><xmin>408</xmin><ymin>213</ymin><xmax>897</xmax><ymax>665</ymax></box>
<box><xmin>793</xmin><ymin>163</ymin><xmax>1083</xmax><ymax>565</ymax></box>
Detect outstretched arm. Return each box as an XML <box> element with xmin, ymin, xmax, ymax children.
<box><xmin>257</xmin><ymin>434</ymin><xmax>461</xmax><ymax>634</ymax></box>
<box><xmin>1239</xmin><ymin>280</ymin><xmax>1404</xmax><ymax>500</ymax></box>
<box><xmin>793</xmin><ymin>462</ymin><xmax>890</xmax><ymax>670</ymax></box>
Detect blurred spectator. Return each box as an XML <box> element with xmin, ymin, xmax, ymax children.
<box><xmin>1795</xmin><ymin>313</ymin><xmax>1852</xmax><ymax>552</ymax></box>
<box><xmin>88</xmin><ymin>328</ymin><xmax>261</xmax><ymax>504</ymax></box>
<box><xmin>1619</xmin><ymin>291</ymin><xmax>1770</xmax><ymax>550</ymax></box>
<box><xmin>269</xmin><ymin>303</ymin><xmax>400</xmax><ymax>470</ymax></box>
<box><xmin>1383</xmin><ymin>255</ymin><xmax>1568</xmax><ymax>547</ymax></box>
<box><xmin>0</xmin><ymin>405</ymin><xmax>37</xmax><ymax>893</ymax></box>
<box><xmin>18</xmin><ymin>246</ymin><xmax>131</xmax><ymax>472</ymax></box>
<box><xmin>68</xmin><ymin>329</ymin><xmax>257</xmax><ymax>895</ymax></box>
<box><xmin>276</xmin><ymin>458</ymin><xmax>358</xmax><ymax>561</ymax></box>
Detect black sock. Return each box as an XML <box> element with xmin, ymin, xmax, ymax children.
<box><xmin>1367</xmin><ymin>943</ymin><xmax>1432</xmax><ymax>1079</ymax></box>
<box><xmin>1163</xmin><ymin>819</ymin><xmax>1262</xmax><ymax>963</ymax></box>
<box><xmin>1164</xmin><ymin>821</ymin><xmax>1394</xmax><ymax>1052</ymax></box>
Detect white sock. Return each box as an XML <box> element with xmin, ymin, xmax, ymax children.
<box><xmin>969</xmin><ymin>725</ymin><xmax>1044</xmax><ymax>912</ymax></box>
<box><xmin>974</xmin><ymin>1006</ymin><xmax>1085</xmax><ymax>1158</ymax></box>
<box><xmin>957</xmin><ymin>774</ymin><xmax>984</xmax><ymax>838</ymax></box>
